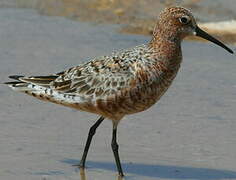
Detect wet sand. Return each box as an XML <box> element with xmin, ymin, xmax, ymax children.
<box><xmin>0</xmin><ymin>8</ymin><xmax>236</xmax><ymax>180</ymax></box>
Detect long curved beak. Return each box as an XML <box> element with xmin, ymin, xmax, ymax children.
<box><xmin>195</xmin><ymin>26</ymin><xmax>234</xmax><ymax>54</ymax></box>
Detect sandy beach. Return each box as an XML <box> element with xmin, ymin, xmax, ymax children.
<box><xmin>0</xmin><ymin>8</ymin><xmax>236</xmax><ymax>180</ymax></box>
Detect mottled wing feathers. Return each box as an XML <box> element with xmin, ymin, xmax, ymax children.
<box><xmin>5</xmin><ymin>44</ymin><xmax>168</xmax><ymax>120</ymax></box>
<box><xmin>6</xmin><ymin>45</ymin><xmax>151</xmax><ymax>104</ymax></box>
<box><xmin>47</xmin><ymin>45</ymin><xmax>151</xmax><ymax>98</ymax></box>
<box><xmin>50</xmin><ymin>56</ymin><xmax>135</xmax><ymax>99</ymax></box>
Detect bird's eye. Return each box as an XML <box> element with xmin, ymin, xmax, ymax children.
<box><xmin>179</xmin><ymin>16</ymin><xmax>190</xmax><ymax>24</ymax></box>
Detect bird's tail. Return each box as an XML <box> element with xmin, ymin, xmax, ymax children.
<box><xmin>5</xmin><ymin>74</ymin><xmax>57</xmax><ymax>90</ymax></box>
<box><xmin>4</xmin><ymin>75</ymin><xmax>59</xmax><ymax>101</ymax></box>
<box><xmin>4</xmin><ymin>75</ymin><xmax>85</xmax><ymax>107</ymax></box>
<box><xmin>5</xmin><ymin>75</ymin><xmax>100</xmax><ymax>115</ymax></box>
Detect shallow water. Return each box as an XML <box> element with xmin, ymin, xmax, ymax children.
<box><xmin>0</xmin><ymin>8</ymin><xmax>236</xmax><ymax>180</ymax></box>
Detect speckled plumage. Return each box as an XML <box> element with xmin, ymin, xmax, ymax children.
<box><xmin>5</xmin><ymin>7</ymin><xmax>233</xmax><ymax>177</ymax></box>
<box><xmin>6</xmin><ymin>41</ymin><xmax>182</xmax><ymax>123</ymax></box>
<box><xmin>6</xmin><ymin>7</ymin><xmax>197</xmax><ymax>124</ymax></box>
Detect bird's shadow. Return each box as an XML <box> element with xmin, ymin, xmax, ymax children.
<box><xmin>61</xmin><ymin>159</ymin><xmax>236</xmax><ymax>180</ymax></box>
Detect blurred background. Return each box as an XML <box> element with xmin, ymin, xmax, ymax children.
<box><xmin>1</xmin><ymin>0</ymin><xmax>236</xmax><ymax>44</ymax></box>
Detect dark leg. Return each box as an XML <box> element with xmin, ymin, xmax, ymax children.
<box><xmin>111</xmin><ymin>126</ymin><xmax>124</xmax><ymax>177</ymax></box>
<box><xmin>77</xmin><ymin>116</ymin><xmax>104</xmax><ymax>168</ymax></box>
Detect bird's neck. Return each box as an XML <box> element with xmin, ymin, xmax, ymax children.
<box><xmin>148</xmin><ymin>34</ymin><xmax>182</xmax><ymax>70</ymax></box>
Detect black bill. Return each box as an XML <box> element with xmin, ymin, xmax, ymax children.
<box><xmin>195</xmin><ymin>26</ymin><xmax>234</xmax><ymax>54</ymax></box>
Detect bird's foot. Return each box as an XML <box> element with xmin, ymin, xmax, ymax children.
<box><xmin>72</xmin><ymin>163</ymin><xmax>86</xmax><ymax>169</ymax></box>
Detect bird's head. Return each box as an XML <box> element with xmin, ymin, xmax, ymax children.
<box><xmin>153</xmin><ymin>6</ymin><xmax>233</xmax><ymax>54</ymax></box>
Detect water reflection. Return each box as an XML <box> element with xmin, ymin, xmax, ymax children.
<box><xmin>79</xmin><ymin>168</ymin><xmax>86</xmax><ymax>180</ymax></box>
<box><xmin>79</xmin><ymin>167</ymin><xmax>125</xmax><ymax>180</ymax></box>
<box><xmin>62</xmin><ymin>159</ymin><xmax>236</xmax><ymax>180</ymax></box>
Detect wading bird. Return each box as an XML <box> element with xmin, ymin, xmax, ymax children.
<box><xmin>5</xmin><ymin>6</ymin><xmax>233</xmax><ymax>177</ymax></box>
